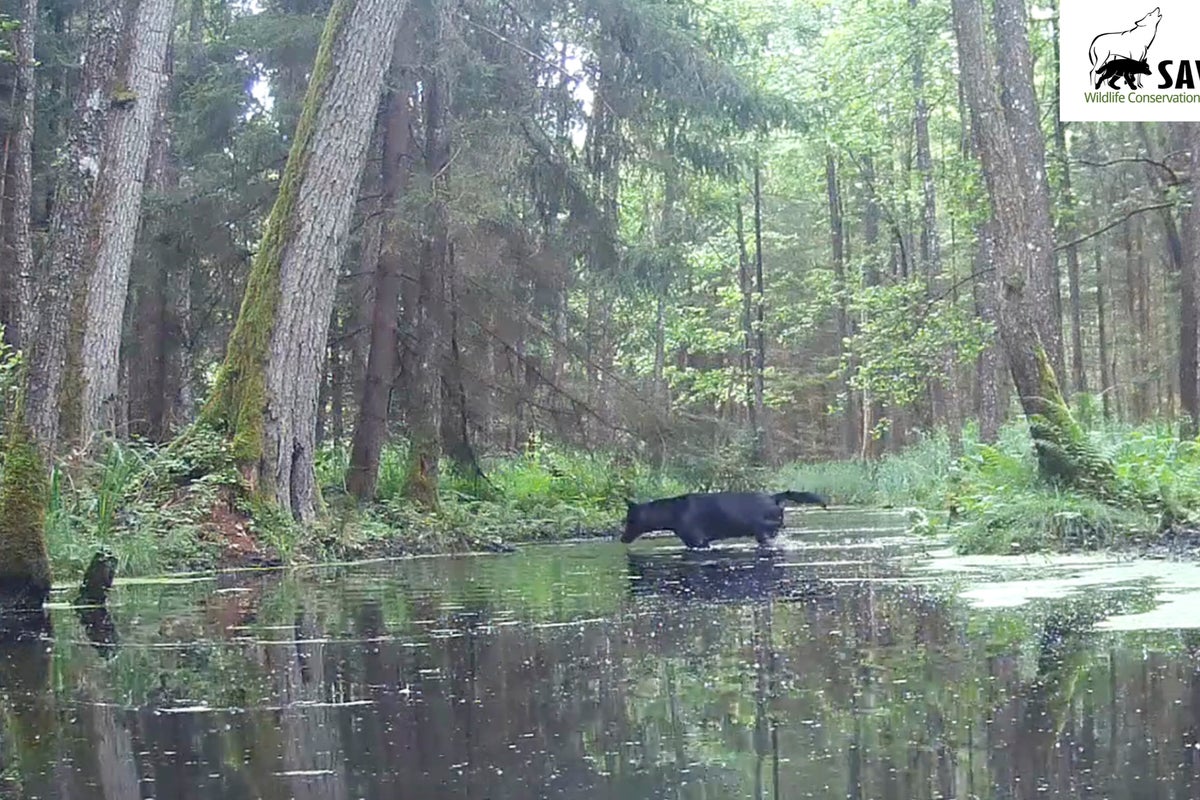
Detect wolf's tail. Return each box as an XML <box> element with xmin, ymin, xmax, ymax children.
<box><xmin>771</xmin><ymin>490</ymin><xmax>828</xmax><ymax>508</ymax></box>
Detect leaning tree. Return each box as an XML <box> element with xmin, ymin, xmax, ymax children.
<box><xmin>199</xmin><ymin>0</ymin><xmax>408</xmax><ymax>521</ymax></box>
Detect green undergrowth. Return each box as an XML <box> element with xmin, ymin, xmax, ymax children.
<box><xmin>41</xmin><ymin>425</ymin><xmax>240</xmax><ymax>580</ymax></box>
<box><xmin>310</xmin><ymin>439</ymin><xmax>692</xmax><ymax>559</ymax></box>
<box><xmin>945</xmin><ymin>413</ymin><xmax>1200</xmax><ymax>555</ymax></box>
<box><xmin>773</xmin><ymin>401</ymin><xmax>1200</xmax><ymax>555</ymax></box>
<box><xmin>11</xmin><ymin>390</ymin><xmax>1200</xmax><ymax>583</ymax></box>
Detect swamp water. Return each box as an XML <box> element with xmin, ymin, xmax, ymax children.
<box><xmin>2</xmin><ymin>509</ymin><xmax>1200</xmax><ymax>798</ymax></box>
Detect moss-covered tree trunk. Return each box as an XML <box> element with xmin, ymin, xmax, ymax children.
<box><xmin>0</xmin><ymin>394</ymin><xmax>50</xmax><ymax>611</ymax></box>
<box><xmin>24</xmin><ymin>0</ymin><xmax>128</xmax><ymax>454</ymax></box>
<box><xmin>77</xmin><ymin>0</ymin><xmax>177</xmax><ymax>442</ymax></box>
<box><xmin>200</xmin><ymin>0</ymin><xmax>406</xmax><ymax>521</ymax></box>
<box><xmin>952</xmin><ymin>0</ymin><xmax>1114</xmax><ymax>493</ymax></box>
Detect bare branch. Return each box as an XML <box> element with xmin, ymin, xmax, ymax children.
<box><xmin>1054</xmin><ymin>202</ymin><xmax>1175</xmax><ymax>252</ymax></box>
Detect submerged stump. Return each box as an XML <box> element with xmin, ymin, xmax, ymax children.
<box><xmin>75</xmin><ymin>549</ymin><xmax>118</xmax><ymax>606</ymax></box>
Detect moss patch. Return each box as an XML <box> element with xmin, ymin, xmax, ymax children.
<box><xmin>1026</xmin><ymin>344</ymin><xmax>1117</xmax><ymax>498</ymax></box>
<box><xmin>0</xmin><ymin>399</ymin><xmax>51</xmax><ymax>609</ymax></box>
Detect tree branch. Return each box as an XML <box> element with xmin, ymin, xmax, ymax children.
<box><xmin>1076</xmin><ymin>157</ymin><xmax>1180</xmax><ymax>184</ymax></box>
<box><xmin>1054</xmin><ymin>202</ymin><xmax>1175</xmax><ymax>252</ymax></box>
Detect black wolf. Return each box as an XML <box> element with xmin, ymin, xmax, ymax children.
<box><xmin>620</xmin><ymin>490</ymin><xmax>829</xmax><ymax>549</ymax></box>
<box><xmin>1094</xmin><ymin>57</ymin><xmax>1151</xmax><ymax>90</ymax></box>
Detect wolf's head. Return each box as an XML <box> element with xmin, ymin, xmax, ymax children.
<box><xmin>1136</xmin><ymin>7</ymin><xmax>1162</xmax><ymax>29</ymax></box>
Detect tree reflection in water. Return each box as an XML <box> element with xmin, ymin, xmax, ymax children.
<box><xmin>0</xmin><ymin>525</ymin><xmax>1198</xmax><ymax>799</ymax></box>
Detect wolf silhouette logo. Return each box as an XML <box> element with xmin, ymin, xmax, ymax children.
<box><xmin>1088</xmin><ymin>7</ymin><xmax>1162</xmax><ymax>90</ymax></box>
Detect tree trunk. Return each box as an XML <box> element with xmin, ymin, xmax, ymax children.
<box><xmin>911</xmin><ymin>0</ymin><xmax>955</xmax><ymax>435</ymax></box>
<box><xmin>736</xmin><ymin>199</ymin><xmax>756</xmax><ymax>432</ymax></box>
<box><xmin>1135</xmin><ymin>122</ymin><xmax>1191</xmax><ymax>428</ymax></box>
<box><xmin>75</xmin><ymin>0</ymin><xmax>177</xmax><ymax>445</ymax></box>
<box><xmin>826</xmin><ymin>153</ymin><xmax>856</xmax><ymax>458</ymax></box>
<box><xmin>1049</xmin><ymin>14</ymin><xmax>1087</xmax><ymax>396</ymax></box>
<box><xmin>347</xmin><ymin>116</ymin><xmax>384</xmax><ymax>414</ymax></box>
<box><xmin>329</xmin><ymin>317</ymin><xmax>345</xmax><ymax>443</ymax></box>
<box><xmin>23</xmin><ymin>0</ymin><xmax>129</xmax><ymax>456</ymax></box>
<box><xmin>860</xmin><ymin>156</ymin><xmax>885</xmax><ymax>458</ymax></box>
<box><xmin>953</xmin><ymin>0</ymin><xmax>1112</xmax><ymax>490</ymax></box>
<box><xmin>128</xmin><ymin>25</ymin><xmax>178</xmax><ymax>442</ymax></box>
<box><xmin>1095</xmin><ymin>238</ymin><xmax>1113</xmax><ymax>420</ymax></box>
<box><xmin>1122</xmin><ymin>221</ymin><xmax>1143</xmax><ymax>421</ymax></box>
<box><xmin>199</xmin><ymin>0</ymin><xmax>407</xmax><ymax>521</ymax></box>
<box><xmin>347</xmin><ymin>33</ymin><xmax>415</xmax><ymax>501</ymax></box>
<box><xmin>992</xmin><ymin>0</ymin><xmax>1065</xmax><ymax>389</ymax></box>
<box><xmin>7</xmin><ymin>0</ymin><xmax>36</xmax><ymax>349</ymax></box>
<box><xmin>751</xmin><ymin>163</ymin><xmax>768</xmax><ymax>460</ymax></box>
<box><xmin>973</xmin><ymin>222</ymin><xmax>1004</xmax><ymax>443</ymax></box>
<box><xmin>1180</xmin><ymin>123</ymin><xmax>1200</xmax><ymax>438</ymax></box>
<box><xmin>440</xmin><ymin>255</ymin><xmax>485</xmax><ymax>484</ymax></box>
<box><xmin>0</xmin><ymin>396</ymin><xmax>50</xmax><ymax>610</ymax></box>
<box><xmin>403</xmin><ymin>14</ymin><xmax>450</xmax><ymax>510</ymax></box>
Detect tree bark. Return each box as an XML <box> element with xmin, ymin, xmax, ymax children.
<box><xmin>1122</xmin><ymin>221</ymin><xmax>1143</xmax><ymax>420</ymax></box>
<box><xmin>1049</xmin><ymin>14</ymin><xmax>1087</xmax><ymax>396</ymax></box>
<box><xmin>1180</xmin><ymin>123</ymin><xmax>1200</xmax><ymax>438</ymax></box>
<box><xmin>0</xmin><ymin>398</ymin><xmax>50</xmax><ymax>610</ymax></box>
<box><xmin>992</xmin><ymin>0</ymin><xmax>1066</xmax><ymax>389</ymax></box>
<box><xmin>826</xmin><ymin>153</ymin><xmax>856</xmax><ymax>458</ymax></box>
<box><xmin>1094</xmin><ymin>237</ymin><xmax>1113</xmax><ymax>420</ymax></box>
<box><xmin>23</xmin><ymin>0</ymin><xmax>128</xmax><ymax>456</ymax></box>
<box><xmin>75</xmin><ymin>0</ymin><xmax>177</xmax><ymax>445</ymax></box>
<box><xmin>403</xmin><ymin>10</ymin><xmax>450</xmax><ymax>510</ymax></box>
<box><xmin>860</xmin><ymin>156</ymin><xmax>885</xmax><ymax>458</ymax></box>
<box><xmin>347</xmin><ymin>33</ymin><xmax>415</xmax><ymax>501</ymax></box>
<box><xmin>752</xmin><ymin>162</ymin><xmax>768</xmax><ymax>460</ymax></box>
<box><xmin>736</xmin><ymin>199</ymin><xmax>756</xmax><ymax>432</ymax></box>
<box><xmin>1135</xmin><ymin>122</ymin><xmax>1191</xmax><ymax>429</ymax></box>
<box><xmin>125</xmin><ymin>20</ymin><xmax>178</xmax><ymax>442</ymax></box>
<box><xmin>199</xmin><ymin>0</ymin><xmax>407</xmax><ymax>521</ymax></box>
<box><xmin>7</xmin><ymin>0</ymin><xmax>36</xmax><ymax>349</ymax></box>
<box><xmin>953</xmin><ymin>0</ymin><xmax>1112</xmax><ymax>489</ymax></box>
<box><xmin>911</xmin><ymin>0</ymin><xmax>955</xmax><ymax>434</ymax></box>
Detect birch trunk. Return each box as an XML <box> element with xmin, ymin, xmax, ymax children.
<box><xmin>200</xmin><ymin>0</ymin><xmax>406</xmax><ymax>521</ymax></box>
<box><xmin>76</xmin><ymin>0</ymin><xmax>177</xmax><ymax>444</ymax></box>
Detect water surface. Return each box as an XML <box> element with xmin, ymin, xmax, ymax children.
<box><xmin>2</xmin><ymin>509</ymin><xmax>1200</xmax><ymax>799</ymax></box>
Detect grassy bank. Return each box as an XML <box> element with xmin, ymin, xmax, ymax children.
<box><xmin>32</xmin><ymin>434</ymin><xmax>701</xmax><ymax>581</ymax></box>
<box><xmin>11</xmin><ymin>398</ymin><xmax>1200</xmax><ymax>584</ymax></box>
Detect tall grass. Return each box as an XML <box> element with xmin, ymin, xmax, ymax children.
<box><xmin>773</xmin><ymin>429</ymin><xmax>955</xmax><ymax>507</ymax></box>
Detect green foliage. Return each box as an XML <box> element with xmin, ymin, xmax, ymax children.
<box><xmin>39</xmin><ymin>427</ymin><xmax>246</xmax><ymax>579</ymax></box>
<box><xmin>0</xmin><ymin>329</ymin><xmax>19</xmax><ymax>437</ymax></box>
<box><xmin>775</xmin><ymin>429</ymin><xmax>957</xmax><ymax>507</ymax></box>
<box><xmin>945</xmin><ymin>416</ymin><xmax>1199</xmax><ymax>555</ymax></box>
<box><xmin>845</xmin><ymin>280</ymin><xmax>993</xmax><ymax>410</ymax></box>
<box><xmin>307</xmin><ymin>439</ymin><xmax>691</xmax><ymax>556</ymax></box>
